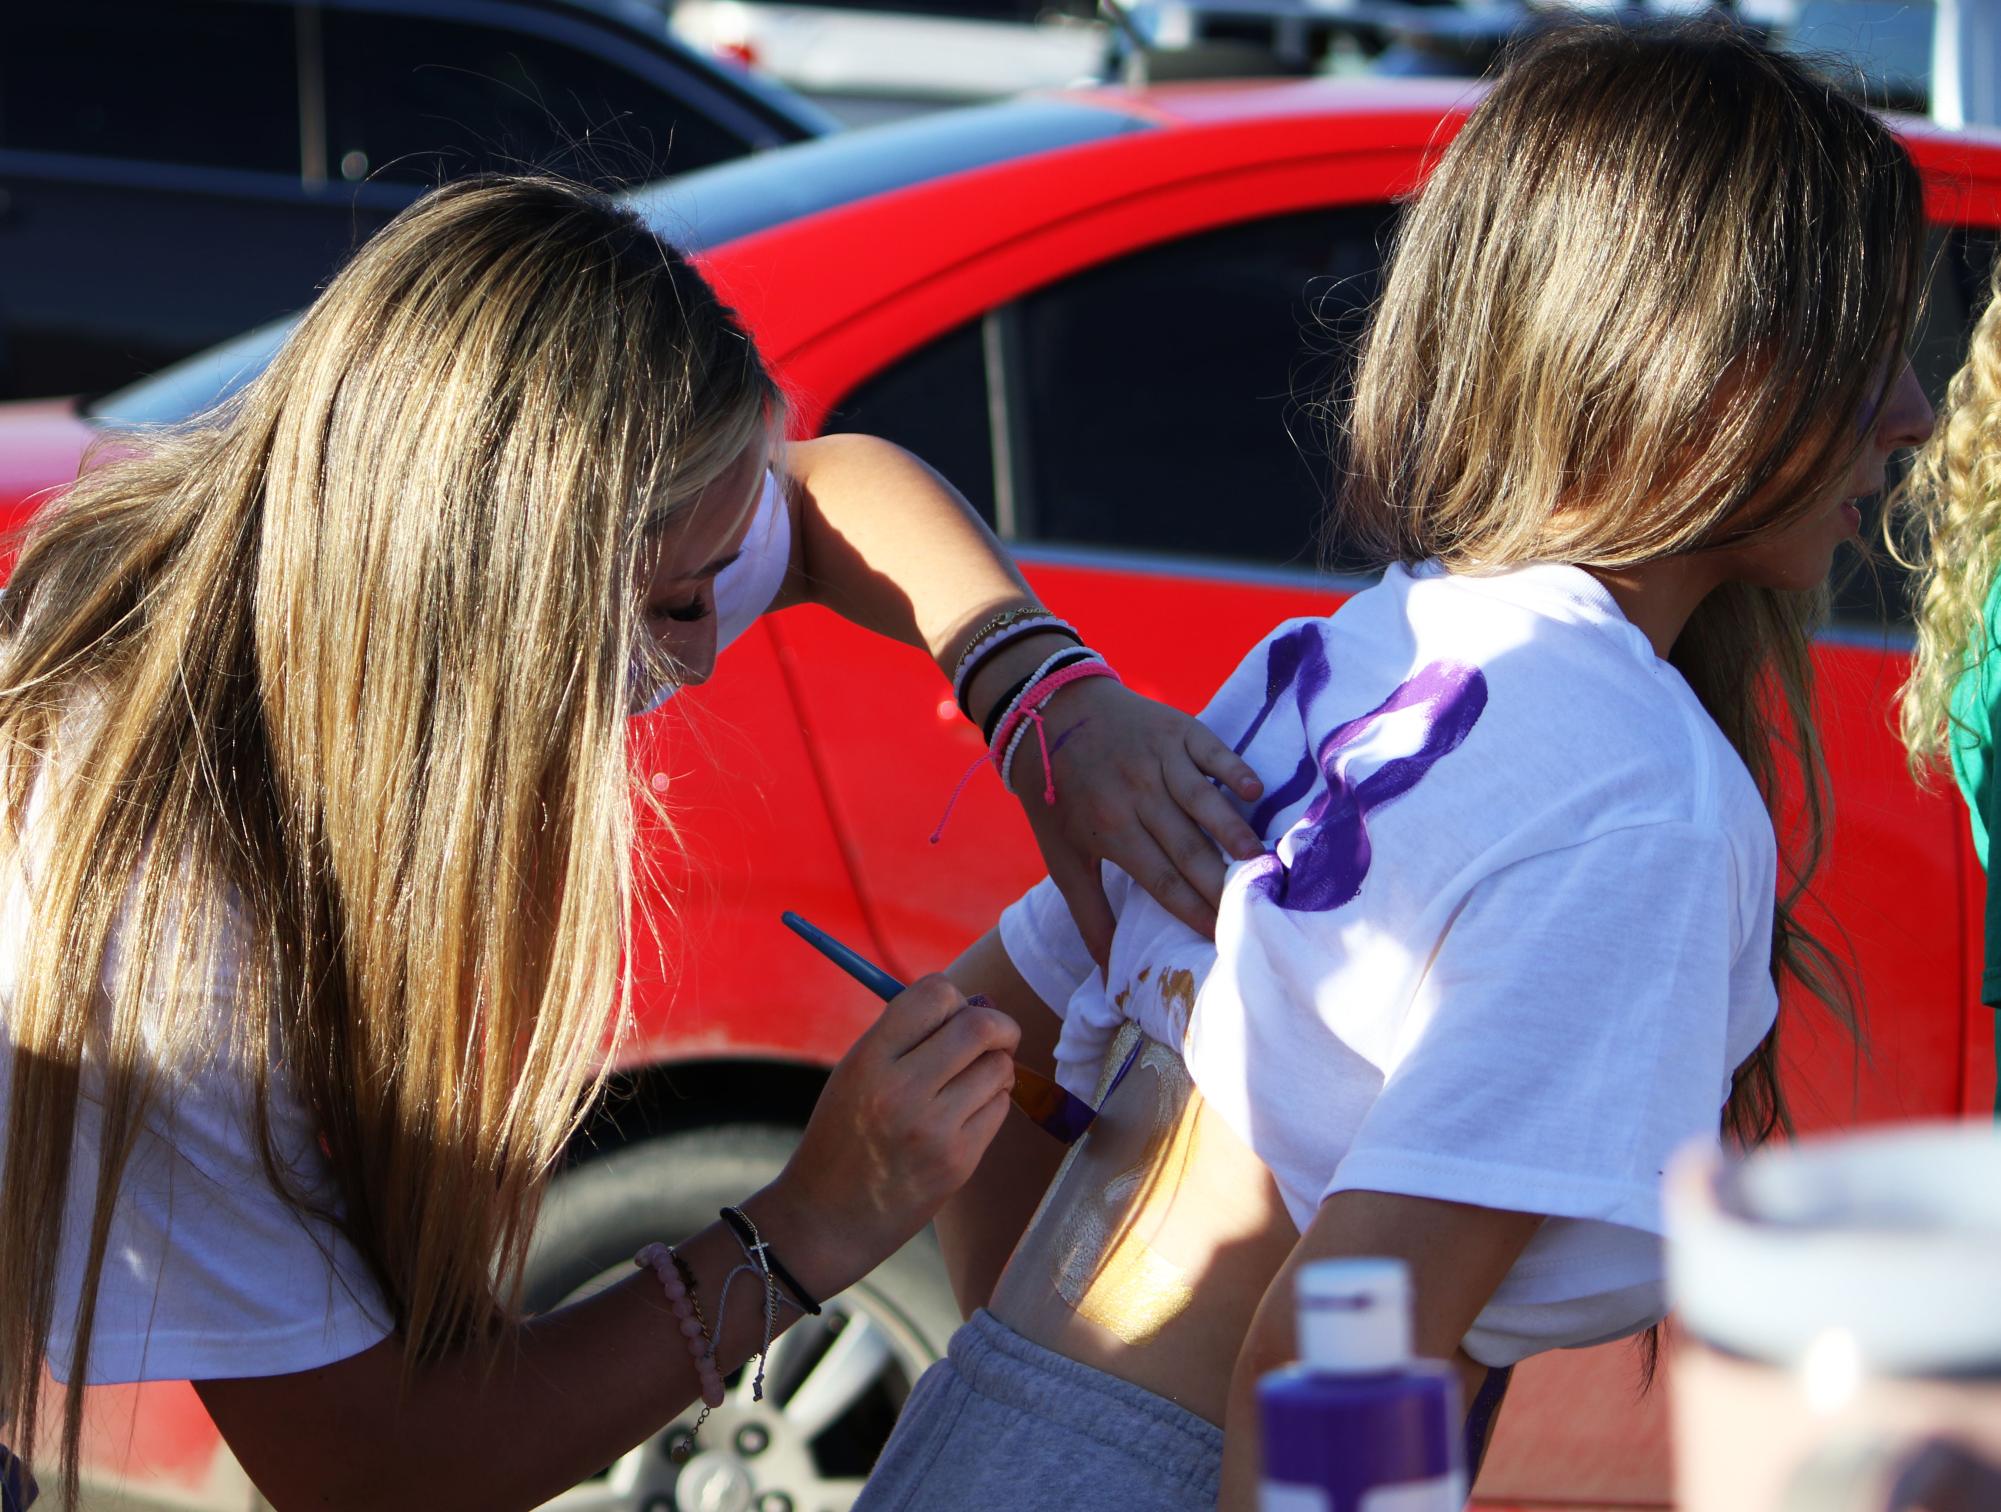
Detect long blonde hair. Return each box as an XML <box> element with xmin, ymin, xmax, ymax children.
<box><xmin>1335</xmin><ymin>23</ymin><xmax>1927</xmax><ymax>1143</ymax></box>
<box><xmin>1896</xmin><ymin>261</ymin><xmax>2001</xmax><ymax>778</ymax></box>
<box><xmin>0</xmin><ymin>175</ymin><xmax>776</xmax><ymax>1498</ymax></box>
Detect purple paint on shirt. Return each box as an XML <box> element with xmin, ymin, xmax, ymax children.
<box><xmin>1235</xmin><ymin>624</ymin><xmax>1334</xmax><ymax>840</ymax></box>
<box><xmin>1247</xmin><ymin>660</ymin><xmax>1488</xmax><ymax>913</ymax></box>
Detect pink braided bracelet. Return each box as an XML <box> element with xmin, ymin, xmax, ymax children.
<box><xmin>992</xmin><ymin>659</ymin><xmax>1121</xmax><ymax>804</ymax></box>
<box><xmin>636</xmin><ymin>1242</ymin><xmax>726</xmax><ymax>1413</ymax></box>
<box><xmin>930</xmin><ymin>657</ymin><xmax>1122</xmax><ymax>842</ymax></box>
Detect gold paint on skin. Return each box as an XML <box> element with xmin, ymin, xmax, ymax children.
<box><xmin>1049</xmin><ymin>1023</ymin><xmax>1202</xmax><ymax>1346</ymax></box>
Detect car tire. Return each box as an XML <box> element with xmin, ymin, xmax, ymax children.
<box><xmin>524</xmin><ymin>1123</ymin><xmax>962</xmax><ymax>1512</ymax></box>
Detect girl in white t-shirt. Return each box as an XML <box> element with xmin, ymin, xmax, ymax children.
<box><xmin>858</xmin><ymin>24</ymin><xmax>1938</xmax><ymax>1512</ymax></box>
<box><xmin>0</xmin><ymin>176</ymin><xmax>1271</xmax><ymax>1508</ymax></box>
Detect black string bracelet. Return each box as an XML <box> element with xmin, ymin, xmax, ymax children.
<box><xmin>954</xmin><ymin>623</ymin><xmax>1082</xmax><ymax>722</ymax></box>
<box><xmin>720</xmin><ymin>1205</ymin><xmax>822</xmax><ymax>1316</ymax></box>
<box><xmin>979</xmin><ymin>646</ymin><xmax>1099</xmax><ymax>747</ymax></box>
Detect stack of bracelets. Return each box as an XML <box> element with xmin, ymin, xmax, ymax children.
<box><xmin>633</xmin><ymin>1205</ymin><xmax>822</xmax><ymax>1455</ymax></box>
<box><xmin>932</xmin><ymin>604</ymin><xmax>1122</xmax><ymax>841</ymax></box>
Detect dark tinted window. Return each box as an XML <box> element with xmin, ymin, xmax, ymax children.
<box><xmin>1011</xmin><ymin>205</ymin><xmax>1397</xmax><ymax>568</ymax></box>
<box><xmin>322</xmin><ymin>13</ymin><xmax>739</xmax><ymax>189</ymax></box>
<box><xmin>1833</xmin><ymin>224</ymin><xmax>2001</xmax><ymax>630</ymax></box>
<box><xmin>0</xmin><ymin>0</ymin><xmax>297</xmax><ymax>173</ymax></box>
<box><xmin>830</xmin><ymin>319</ymin><xmax>995</xmax><ymax>525</ymax></box>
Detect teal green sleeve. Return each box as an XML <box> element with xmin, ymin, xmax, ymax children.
<box><xmin>1945</xmin><ymin>584</ymin><xmax>2001</xmax><ymax>1113</ymax></box>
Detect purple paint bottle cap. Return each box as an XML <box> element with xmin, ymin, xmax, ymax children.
<box><xmin>1296</xmin><ymin>1257</ymin><xmax>1412</xmax><ymax>1373</ymax></box>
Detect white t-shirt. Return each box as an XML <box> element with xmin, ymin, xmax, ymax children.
<box><xmin>0</xmin><ymin>477</ymin><xmax>796</xmax><ymax>1385</ymax></box>
<box><xmin>1000</xmin><ymin>561</ymin><xmax>1779</xmax><ymax>1367</ymax></box>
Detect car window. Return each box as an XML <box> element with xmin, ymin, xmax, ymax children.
<box><xmin>321</xmin><ymin>11</ymin><xmax>742</xmax><ymax>189</ymax></box>
<box><xmin>827</xmin><ymin>318</ymin><xmax>997</xmax><ymax>526</ymax></box>
<box><xmin>1832</xmin><ymin>224</ymin><xmax>2000</xmax><ymax>631</ymax></box>
<box><xmin>1008</xmin><ymin>205</ymin><xmax>1400</xmax><ymax>570</ymax></box>
<box><xmin>0</xmin><ymin>0</ymin><xmax>297</xmax><ymax>174</ymax></box>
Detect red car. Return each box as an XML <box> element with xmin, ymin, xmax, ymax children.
<box><xmin>3</xmin><ymin>76</ymin><xmax>1996</xmax><ymax>1512</ymax></box>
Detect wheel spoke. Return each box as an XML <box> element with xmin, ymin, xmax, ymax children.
<box><xmin>780</xmin><ymin>1313</ymin><xmax>896</xmax><ymax>1440</ymax></box>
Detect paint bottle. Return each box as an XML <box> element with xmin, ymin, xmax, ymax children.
<box><xmin>1257</xmin><ymin>1257</ymin><xmax>1466</xmax><ymax>1512</ymax></box>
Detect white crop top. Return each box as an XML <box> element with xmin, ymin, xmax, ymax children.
<box><xmin>1000</xmin><ymin>561</ymin><xmax>1779</xmax><ymax>1367</ymax></box>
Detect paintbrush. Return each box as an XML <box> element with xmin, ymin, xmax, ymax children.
<box><xmin>780</xmin><ymin>910</ymin><xmax>1102</xmax><ymax>1145</ymax></box>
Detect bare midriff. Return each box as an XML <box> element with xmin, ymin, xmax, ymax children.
<box><xmin>989</xmin><ymin>1022</ymin><xmax>1300</xmax><ymax>1426</ymax></box>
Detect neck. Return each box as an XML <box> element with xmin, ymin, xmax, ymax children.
<box><xmin>1582</xmin><ymin>557</ymin><xmax>1723</xmax><ymax>660</ymax></box>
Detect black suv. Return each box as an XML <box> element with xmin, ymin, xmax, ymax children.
<box><xmin>0</xmin><ymin>0</ymin><xmax>832</xmax><ymax>399</ymax></box>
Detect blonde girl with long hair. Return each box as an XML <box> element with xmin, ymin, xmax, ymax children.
<box><xmin>853</xmin><ymin>24</ymin><xmax>1936</xmax><ymax>1512</ymax></box>
<box><xmin>0</xmin><ymin>175</ymin><xmax>1270</xmax><ymax>1509</ymax></box>
<box><xmin>1898</xmin><ymin>237</ymin><xmax>2001</xmax><ymax>1105</ymax></box>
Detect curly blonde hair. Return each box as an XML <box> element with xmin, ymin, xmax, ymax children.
<box><xmin>1896</xmin><ymin>262</ymin><xmax>2001</xmax><ymax>779</ymax></box>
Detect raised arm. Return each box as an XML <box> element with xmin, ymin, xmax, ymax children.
<box><xmin>1218</xmin><ymin>1191</ymin><xmax>1543</xmax><ymax>1511</ymax></box>
<box><xmin>775</xmin><ymin>435</ymin><xmax>1264</xmax><ymax>955</ymax></box>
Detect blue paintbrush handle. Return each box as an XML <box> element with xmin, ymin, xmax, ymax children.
<box><xmin>779</xmin><ymin>909</ymin><xmax>1105</xmax><ymax>1147</ymax></box>
<box><xmin>781</xmin><ymin>911</ymin><xmax>907</xmax><ymax>1001</ymax></box>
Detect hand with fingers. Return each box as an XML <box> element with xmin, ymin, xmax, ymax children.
<box><xmin>772</xmin><ymin>975</ymin><xmax>1022</xmax><ymax>1293</ymax></box>
<box><xmin>1008</xmin><ymin>676</ymin><xmax>1266</xmax><ymax>965</ymax></box>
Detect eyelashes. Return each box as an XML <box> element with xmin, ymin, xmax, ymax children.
<box><xmin>649</xmin><ymin>596</ymin><xmax>712</xmax><ymax>624</ymax></box>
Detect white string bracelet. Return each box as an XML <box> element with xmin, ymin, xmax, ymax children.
<box><xmin>1000</xmin><ymin>651</ymin><xmax>1105</xmax><ymax>789</ymax></box>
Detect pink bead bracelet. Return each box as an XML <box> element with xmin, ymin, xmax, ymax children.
<box><xmin>636</xmin><ymin>1242</ymin><xmax>726</xmax><ymax>1411</ymax></box>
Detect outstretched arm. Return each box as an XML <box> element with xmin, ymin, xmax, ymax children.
<box><xmin>775</xmin><ymin>435</ymin><xmax>1264</xmax><ymax>954</ymax></box>
<box><xmin>196</xmin><ymin>976</ymin><xmax>1018</xmax><ymax>1512</ymax></box>
<box><xmin>1218</xmin><ymin>1191</ymin><xmax>1543</xmax><ymax>1511</ymax></box>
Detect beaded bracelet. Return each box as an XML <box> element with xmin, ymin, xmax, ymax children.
<box><xmin>952</xmin><ymin>616</ymin><xmax>1081</xmax><ymax>719</ymax></box>
<box><xmin>931</xmin><ymin>649</ymin><xmax>1120</xmax><ymax>844</ymax></box>
<box><xmin>721</xmin><ymin>1205</ymin><xmax>822</xmax><ymax>1315</ymax></box>
<box><xmin>635</xmin><ymin>1242</ymin><xmax>725</xmax><ymax>1431</ymax></box>
<box><xmin>996</xmin><ymin>659</ymin><xmax>1121</xmax><ymax>803</ymax></box>
<box><xmin>981</xmin><ymin>645</ymin><xmax>1097</xmax><ymax>747</ymax></box>
<box><xmin>999</xmin><ymin>651</ymin><xmax>1105</xmax><ymax>789</ymax></box>
<box><xmin>988</xmin><ymin>651</ymin><xmax>1109</xmax><ymax>762</ymax></box>
<box><xmin>949</xmin><ymin>603</ymin><xmax>1052</xmax><ymax>683</ymax></box>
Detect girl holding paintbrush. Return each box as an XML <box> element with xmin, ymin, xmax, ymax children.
<box><xmin>0</xmin><ymin>178</ymin><xmax>1264</xmax><ymax>1509</ymax></box>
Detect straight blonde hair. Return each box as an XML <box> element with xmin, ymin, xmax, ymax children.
<box><xmin>1334</xmin><ymin>23</ymin><xmax>1926</xmax><ymax>1143</ymax></box>
<box><xmin>0</xmin><ymin>175</ymin><xmax>777</xmax><ymax>1500</ymax></box>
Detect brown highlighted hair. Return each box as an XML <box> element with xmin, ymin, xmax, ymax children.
<box><xmin>0</xmin><ymin>176</ymin><xmax>776</xmax><ymax>1501</ymax></box>
<box><xmin>1335</xmin><ymin>22</ymin><xmax>1927</xmax><ymax>1143</ymax></box>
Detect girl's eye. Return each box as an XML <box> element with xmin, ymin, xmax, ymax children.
<box><xmin>650</xmin><ymin>597</ymin><xmax>711</xmax><ymax>624</ymax></box>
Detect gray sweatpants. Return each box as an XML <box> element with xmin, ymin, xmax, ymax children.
<box><xmin>855</xmin><ymin>1309</ymin><xmax>1224</xmax><ymax>1512</ymax></box>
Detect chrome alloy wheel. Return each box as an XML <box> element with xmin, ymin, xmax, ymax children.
<box><xmin>525</xmin><ymin>1126</ymin><xmax>958</xmax><ymax>1512</ymax></box>
<box><xmin>538</xmin><ymin>1273</ymin><xmax>935</xmax><ymax>1512</ymax></box>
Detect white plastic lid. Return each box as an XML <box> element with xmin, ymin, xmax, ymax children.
<box><xmin>1296</xmin><ymin>1257</ymin><xmax>1414</xmax><ymax>1372</ymax></box>
<box><xmin>1667</xmin><ymin>1122</ymin><xmax>2001</xmax><ymax>1375</ymax></box>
